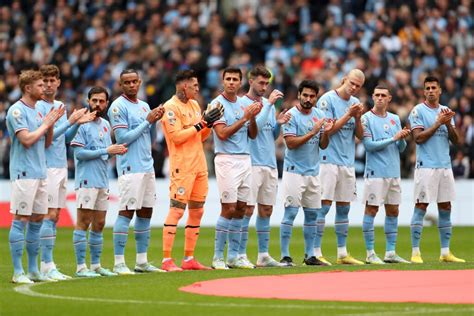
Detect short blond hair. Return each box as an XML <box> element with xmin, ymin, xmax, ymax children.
<box><xmin>19</xmin><ymin>70</ymin><xmax>43</xmax><ymax>93</ymax></box>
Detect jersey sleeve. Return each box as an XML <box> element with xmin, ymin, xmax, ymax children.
<box><xmin>282</xmin><ymin>111</ymin><xmax>297</xmax><ymax>137</ymax></box>
<box><xmin>361</xmin><ymin>114</ymin><xmax>372</xmax><ymax>138</ymax></box>
<box><xmin>317</xmin><ymin>94</ymin><xmax>334</xmax><ymax>119</ymax></box>
<box><xmin>409</xmin><ymin>107</ymin><xmax>424</xmax><ymax>131</ymax></box>
<box><xmin>7</xmin><ymin>106</ymin><xmax>29</xmax><ymax>134</ymax></box>
<box><xmin>70</xmin><ymin>125</ymin><xmax>86</xmax><ymax>147</ymax></box>
<box><xmin>211</xmin><ymin>98</ymin><xmax>226</xmax><ymax>127</ymax></box>
<box><xmin>108</xmin><ymin>102</ymin><xmax>128</xmax><ymax>130</ymax></box>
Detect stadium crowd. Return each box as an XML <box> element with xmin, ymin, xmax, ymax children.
<box><xmin>0</xmin><ymin>0</ymin><xmax>472</xmax><ymax>179</ymax></box>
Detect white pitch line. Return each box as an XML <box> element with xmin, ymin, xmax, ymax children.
<box><xmin>14</xmin><ymin>282</ymin><xmax>373</xmax><ymax>311</ymax></box>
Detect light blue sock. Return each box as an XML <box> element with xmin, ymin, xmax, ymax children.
<box><xmin>438</xmin><ymin>209</ymin><xmax>452</xmax><ymax>249</ymax></box>
<box><xmin>362</xmin><ymin>214</ymin><xmax>375</xmax><ymax>251</ymax></box>
<box><xmin>335</xmin><ymin>205</ymin><xmax>350</xmax><ymax>247</ymax></box>
<box><xmin>303</xmin><ymin>208</ymin><xmax>317</xmax><ymax>257</ymax></box>
<box><xmin>134</xmin><ymin>217</ymin><xmax>151</xmax><ymax>254</ymax></box>
<box><xmin>280</xmin><ymin>206</ymin><xmax>298</xmax><ymax>258</ymax></box>
<box><xmin>314</xmin><ymin>204</ymin><xmax>331</xmax><ymax>248</ymax></box>
<box><xmin>227</xmin><ymin>218</ymin><xmax>243</xmax><ymax>260</ymax></box>
<box><xmin>256</xmin><ymin>215</ymin><xmax>270</xmax><ymax>254</ymax></box>
<box><xmin>89</xmin><ymin>231</ymin><xmax>103</xmax><ymax>265</ymax></box>
<box><xmin>26</xmin><ymin>221</ymin><xmax>42</xmax><ymax>274</ymax></box>
<box><xmin>384</xmin><ymin>216</ymin><xmax>398</xmax><ymax>252</ymax></box>
<box><xmin>40</xmin><ymin>219</ymin><xmax>55</xmax><ymax>264</ymax></box>
<box><xmin>410</xmin><ymin>207</ymin><xmax>425</xmax><ymax>248</ymax></box>
<box><xmin>9</xmin><ymin>220</ymin><xmax>26</xmax><ymax>274</ymax></box>
<box><xmin>214</xmin><ymin>216</ymin><xmax>230</xmax><ymax>259</ymax></box>
<box><xmin>113</xmin><ymin>215</ymin><xmax>131</xmax><ymax>256</ymax></box>
<box><xmin>238</xmin><ymin>215</ymin><xmax>251</xmax><ymax>255</ymax></box>
<box><xmin>73</xmin><ymin>230</ymin><xmax>87</xmax><ymax>266</ymax></box>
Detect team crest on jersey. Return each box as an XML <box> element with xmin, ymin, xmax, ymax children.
<box><xmin>319</xmin><ymin>100</ymin><xmax>328</xmax><ymax>111</ymax></box>
<box><xmin>177</xmin><ymin>187</ymin><xmax>185</xmax><ymax>195</ymax></box>
<box><xmin>99</xmin><ymin>131</ymin><xmax>104</xmax><ymax>138</ymax></box>
<box><xmin>383</xmin><ymin>124</ymin><xmax>389</xmax><ymax>132</ymax></box>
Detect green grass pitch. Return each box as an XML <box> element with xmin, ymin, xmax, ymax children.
<box><xmin>1</xmin><ymin>226</ymin><xmax>473</xmax><ymax>315</ymax></box>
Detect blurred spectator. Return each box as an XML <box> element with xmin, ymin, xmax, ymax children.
<box><xmin>0</xmin><ymin>0</ymin><xmax>472</xmax><ymax>178</ymax></box>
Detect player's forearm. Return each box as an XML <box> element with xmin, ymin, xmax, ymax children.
<box><xmin>65</xmin><ymin>124</ymin><xmax>80</xmax><ymax>143</ymax></box>
<box><xmin>248</xmin><ymin>118</ymin><xmax>258</xmax><ymax>139</ymax></box>
<box><xmin>319</xmin><ymin>132</ymin><xmax>330</xmax><ymax>149</ymax></box>
<box><xmin>354</xmin><ymin>118</ymin><xmax>364</xmax><ymax>140</ymax></box>
<box><xmin>397</xmin><ymin>139</ymin><xmax>407</xmax><ymax>152</ymax></box>
<box><xmin>215</xmin><ymin>118</ymin><xmax>248</xmax><ymax>140</ymax></box>
<box><xmin>17</xmin><ymin>124</ymin><xmax>49</xmax><ymax>148</ymax></box>
<box><xmin>114</xmin><ymin>120</ymin><xmax>150</xmax><ymax>145</ymax></box>
<box><xmin>446</xmin><ymin>124</ymin><xmax>459</xmax><ymax>145</ymax></box>
<box><xmin>74</xmin><ymin>147</ymin><xmax>108</xmax><ymax>160</ymax></box>
<box><xmin>363</xmin><ymin>137</ymin><xmax>395</xmax><ymax>152</ymax></box>
<box><xmin>53</xmin><ymin>119</ymin><xmax>71</xmax><ymax>140</ymax></box>
<box><xmin>45</xmin><ymin>126</ymin><xmax>54</xmax><ymax>148</ymax></box>
<box><xmin>412</xmin><ymin>123</ymin><xmax>441</xmax><ymax>144</ymax></box>
<box><xmin>285</xmin><ymin>131</ymin><xmax>317</xmax><ymax>149</ymax></box>
<box><xmin>328</xmin><ymin>113</ymin><xmax>351</xmax><ymax>136</ymax></box>
<box><xmin>256</xmin><ymin>104</ymin><xmax>271</xmax><ymax>129</ymax></box>
<box><xmin>273</xmin><ymin>123</ymin><xmax>281</xmax><ymax>140</ymax></box>
<box><xmin>201</xmin><ymin>127</ymin><xmax>212</xmax><ymax>142</ymax></box>
<box><xmin>169</xmin><ymin>127</ymin><xmax>198</xmax><ymax>145</ymax></box>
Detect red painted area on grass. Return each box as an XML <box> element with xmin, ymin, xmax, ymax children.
<box><xmin>180</xmin><ymin>270</ymin><xmax>474</xmax><ymax>304</ymax></box>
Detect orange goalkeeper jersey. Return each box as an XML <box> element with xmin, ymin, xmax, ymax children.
<box><xmin>161</xmin><ymin>95</ymin><xmax>211</xmax><ymax>174</ymax></box>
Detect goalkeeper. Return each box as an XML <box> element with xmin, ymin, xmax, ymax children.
<box><xmin>160</xmin><ymin>69</ymin><xmax>224</xmax><ymax>271</ymax></box>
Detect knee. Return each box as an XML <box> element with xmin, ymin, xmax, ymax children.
<box><xmin>93</xmin><ymin>220</ymin><xmax>105</xmax><ymax>232</ymax></box>
<box><xmin>438</xmin><ymin>202</ymin><xmax>451</xmax><ymax>211</ymax></box>
<box><xmin>166</xmin><ymin>207</ymin><xmax>185</xmax><ymax>223</ymax></box>
<box><xmin>259</xmin><ymin>205</ymin><xmax>272</xmax><ymax>218</ymax></box>
<box><xmin>188</xmin><ymin>207</ymin><xmax>204</xmax><ymax>223</ymax></box>
<box><xmin>415</xmin><ymin>203</ymin><xmax>428</xmax><ymax>211</ymax></box>
<box><xmin>365</xmin><ymin>205</ymin><xmax>379</xmax><ymax>217</ymax></box>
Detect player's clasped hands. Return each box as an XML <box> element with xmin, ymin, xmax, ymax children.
<box><xmin>147</xmin><ymin>105</ymin><xmax>165</xmax><ymax>123</ymax></box>
<box><xmin>348</xmin><ymin>103</ymin><xmax>363</xmax><ymax>118</ymax></box>
<box><xmin>322</xmin><ymin>118</ymin><xmax>335</xmax><ymax>134</ymax></box>
<box><xmin>203</xmin><ymin>102</ymin><xmax>224</xmax><ymax>127</ymax></box>
<box><xmin>107</xmin><ymin>144</ymin><xmax>128</xmax><ymax>155</ymax></box>
<box><xmin>76</xmin><ymin>108</ymin><xmax>97</xmax><ymax>124</ymax></box>
<box><xmin>43</xmin><ymin>104</ymin><xmax>64</xmax><ymax>128</ymax></box>
<box><xmin>244</xmin><ymin>101</ymin><xmax>263</xmax><ymax>120</ymax></box>
<box><xmin>393</xmin><ymin>127</ymin><xmax>411</xmax><ymax>140</ymax></box>
<box><xmin>436</xmin><ymin>108</ymin><xmax>455</xmax><ymax>125</ymax></box>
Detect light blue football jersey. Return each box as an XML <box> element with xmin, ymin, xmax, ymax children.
<box><xmin>362</xmin><ymin>111</ymin><xmax>405</xmax><ymax>178</ymax></box>
<box><xmin>107</xmin><ymin>95</ymin><xmax>154</xmax><ymax>175</ymax></box>
<box><xmin>242</xmin><ymin>95</ymin><xmax>278</xmax><ymax>169</ymax></box>
<box><xmin>282</xmin><ymin>106</ymin><xmax>325</xmax><ymax>176</ymax></box>
<box><xmin>409</xmin><ymin>103</ymin><xmax>454</xmax><ymax>169</ymax></box>
<box><xmin>212</xmin><ymin>94</ymin><xmax>251</xmax><ymax>155</ymax></box>
<box><xmin>6</xmin><ymin>100</ymin><xmax>48</xmax><ymax>179</ymax></box>
<box><xmin>317</xmin><ymin>90</ymin><xmax>360</xmax><ymax>167</ymax></box>
<box><xmin>37</xmin><ymin>99</ymin><xmax>79</xmax><ymax>168</ymax></box>
<box><xmin>71</xmin><ymin>118</ymin><xmax>112</xmax><ymax>189</ymax></box>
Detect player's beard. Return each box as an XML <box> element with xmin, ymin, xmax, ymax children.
<box><xmin>92</xmin><ymin>106</ymin><xmax>106</xmax><ymax>118</ymax></box>
<box><xmin>300</xmin><ymin>100</ymin><xmax>313</xmax><ymax>110</ymax></box>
